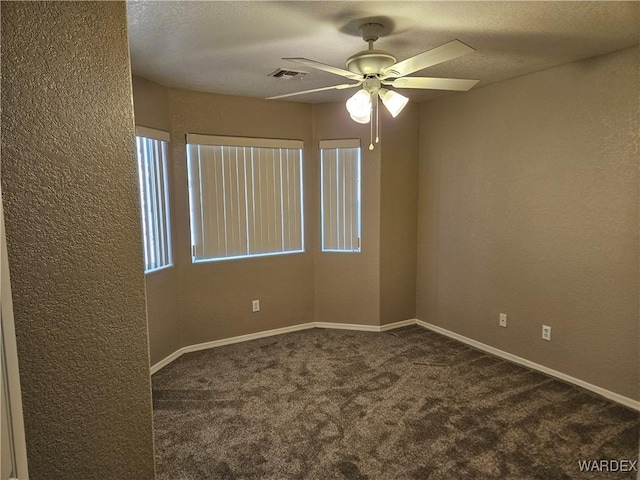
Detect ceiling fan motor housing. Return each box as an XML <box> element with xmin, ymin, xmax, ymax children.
<box><xmin>346</xmin><ymin>50</ymin><xmax>396</xmax><ymax>75</ymax></box>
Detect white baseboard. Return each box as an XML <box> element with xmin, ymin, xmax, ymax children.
<box><xmin>150</xmin><ymin>349</ymin><xmax>184</xmax><ymax>374</ymax></box>
<box><xmin>183</xmin><ymin>323</ymin><xmax>316</xmax><ymax>354</ymax></box>
<box><xmin>379</xmin><ymin>319</ymin><xmax>417</xmax><ymax>331</ymax></box>
<box><xmin>313</xmin><ymin>322</ymin><xmax>379</xmax><ymax>332</ymax></box>
<box><xmin>150</xmin><ymin>323</ymin><xmax>315</xmax><ymax>374</ymax></box>
<box><xmin>149</xmin><ymin>317</ymin><xmax>640</xmax><ymax>411</ymax></box>
<box><xmin>314</xmin><ymin>319</ymin><xmax>416</xmax><ymax>332</ymax></box>
<box><xmin>151</xmin><ymin>319</ymin><xmax>415</xmax><ymax>374</ymax></box>
<box><xmin>415</xmin><ymin>319</ymin><xmax>640</xmax><ymax>412</ymax></box>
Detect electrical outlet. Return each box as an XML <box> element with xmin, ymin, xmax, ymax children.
<box><xmin>252</xmin><ymin>300</ymin><xmax>260</xmax><ymax>312</ymax></box>
<box><xmin>542</xmin><ymin>325</ymin><xmax>551</xmax><ymax>341</ymax></box>
<box><xmin>499</xmin><ymin>313</ymin><xmax>507</xmax><ymax>328</ymax></box>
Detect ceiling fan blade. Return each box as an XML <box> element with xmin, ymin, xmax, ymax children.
<box><xmin>383</xmin><ymin>40</ymin><xmax>475</xmax><ymax>78</ymax></box>
<box><xmin>383</xmin><ymin>77</ymin><xmax>479</xmax><ymax>91</ymax></box>
<box><xmin>283</xmin><ymin>58</ymin><xmax>361</xmax><ymax>80</ymax></box>
<box><xmin>266</xmin><ymin>82</ymin><xmax>361</xmax><ymax>100</ymax></box>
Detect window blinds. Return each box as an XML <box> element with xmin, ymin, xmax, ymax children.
<box><xmin>320</xmin><ymin>139</ymin><xmax>361</xmax><ymax>252</ymax></box>
<box><xmin>186</xmin><ymin>135</ymin><xmax>304</xmax><ymax>261</ymax></box>
<box><xmin>135</xmin><ymin>127</ymin><xmax>172</xmax><ymax>272</ymax></box>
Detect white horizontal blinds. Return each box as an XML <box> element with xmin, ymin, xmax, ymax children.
<box><xmin>186</xmin><ymin>134</ymin><xmax>303</xmax><ymax>261</ymax></box>
<box><xmin>320</xmin><ymin>139</ymin><xmax>360</xmax><ymax>252</ymax></box>
<box><xmin>135</xmin><ymin>131</ymin><xmax>172</xmax><ymax>272</ymax></box>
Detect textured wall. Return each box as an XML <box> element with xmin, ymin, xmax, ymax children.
<box><xmin>133</xmin><ymin>75</ymin><xmax>172</xmax><ymax>132</ymax></box>
<box><xmin>132</xmin><ymin>76</ymin><xmax>181</xmax><ymax>364</ymax></box>
<box><xmin>380</xmin><ymin>104</ymin><xmax>420</xmax><ymax>325</ymax></box>
<box><xmin>168</xmin><ymin>88</ymin><xmax>315</xmax><ymax>349</ymax></box>
<box><xmin>1</xmin><ymin>2</ymin><xmax>156</xmax><ymax>478</ymax></box>
<box><xmin>417</xmin><ymin>47</ymin><xmax>639</xmax><ymax>400</ymax></box>
<box><xmin>312</xmin><ymin>103</ymin><xmax>381</xmax><ymax>326</ymax></box>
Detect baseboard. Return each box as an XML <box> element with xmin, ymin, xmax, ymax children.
<box><xmin>379</xmin><ymin>319</ymin><xmax>417</xmax><ymax>331</ymax></box>
<box><xmin>314</xmin><ymin>319</ymin><xmax>415</xmax><ymax>332</ymax></box>
<box><xmin>183</xmin><ymin>323</ymin><xmax>316</xmax><ymax>354</ymax></box>
<box><xmin>313</xmin><ymin>322</ymin><xmax>379</xmax><ymax>332</ymax></box>
<box><xmin>150</xmin><ymin>349</ymin><xmax>184</xmax><ymax>374</ymax></box>
<box><xmin>151</xmin><ymin>319</ymin><xmax>415</xmax><ymax>373</ymax></box>
<box><xmin>415</xmin><ymin>319</ymin><xmax>640</xmax><ymax>412</ymax></box>
<box><xmin>150</xmin><ymin>323</ymin><xmax>316</xmax><ymax>374</ymax></box>
<box><xmin>150</xmin><ymin>318</ymin><xmax>640</xmax><ymax>411</ymax></box>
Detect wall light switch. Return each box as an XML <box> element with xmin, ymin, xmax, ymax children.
<box><xmin>252</xmin><ymin>300</ymin><xmax>260</xmax><ymax>312</ymax></box>
<box><xmin>499</xmin><ymin>313</ymin><xmax>507</xmax><ymax>328</ymax></box>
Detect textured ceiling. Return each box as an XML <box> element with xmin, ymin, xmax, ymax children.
<box><xmin>127</xmin><ymin>1</ymin><xmax>639</xmax><ymax>103</ymax></box>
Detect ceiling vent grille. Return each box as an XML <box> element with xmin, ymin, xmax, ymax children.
<box><xmin>268</xmin><ymin>68</ymin><xmax>308</xmax><ymax>80</ymax></box>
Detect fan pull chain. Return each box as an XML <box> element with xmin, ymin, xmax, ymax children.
<box><xmin>375</xmin><ymin>94</ymin><xmax>380</xmax><ymax>144</ymax></box>
<box><xmin>369</xmin><ymin>102</ymin><xmax>374</xmax><ymax>150</ymax></box>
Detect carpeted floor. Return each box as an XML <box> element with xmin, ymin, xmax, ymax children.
<box><xmin>152</xmin><ymin>326</ymin><xmax>639</xmax><ymax>479</ymax></box>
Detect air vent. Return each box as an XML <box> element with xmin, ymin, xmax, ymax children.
<box><xmin>268</xmin><ymin>68</ymin><xmax>308</xmax><ymax>80</ymax></box>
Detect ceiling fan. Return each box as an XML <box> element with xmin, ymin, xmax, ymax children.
<box><xmin>267</xmin><ymin>22</ymin><xmax>479</xmax><ymax>149</ymax></box>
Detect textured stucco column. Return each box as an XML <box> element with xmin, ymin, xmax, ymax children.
<box><xmin>1</xmin><ymin>2</ymin><xmax>156</xmax><ymax>478</ymax></box>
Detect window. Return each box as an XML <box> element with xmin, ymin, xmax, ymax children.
<box><xmin>135</xmin><ymin>126</ymin><xmax>172</xmax><ymax>273</ymax></box>
<box><xmin>320</xmin><ymin>139</ymin><xmax>361</xmax><ymax>252</ymax></box>
<box><xmin>186</xmin><ymin>134</ymin><xmax>304</xmax><ymax>262</ymax></box>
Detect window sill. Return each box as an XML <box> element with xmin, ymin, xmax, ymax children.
<box><xmin>192</xmin><ymin>249</ymin><xmax>305</xmax><ymax>264</ymax></box>
<box><xmin>144</xmin><ymin>264</ymin><xmax>173</xmax><ymax>275</ymax></box>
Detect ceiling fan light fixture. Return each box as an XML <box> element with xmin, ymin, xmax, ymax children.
<box><xmin>350</xmin><ymin>111</ymin><xmax>371</xmax><ymax>124</ymax></box>
<box><xmin>379</xmin><ymin>88</ymin><xmax>409</xmax><ymax>118</ymax></box>
<box><xmin>346</xmin><ymin>89</ymin><xmax>371</xmax><ymax>118</ymax></box>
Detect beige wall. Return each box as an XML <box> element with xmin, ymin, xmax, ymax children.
<box><xmin>417</xmin><ymin>47</ymin><xmax>639</xmax><ymax>400</ymax></box>
<box><xmin>133</xmin><ymin>76</ymin><xmax>172</xmax><ymax>132</ymax></box>
<box><xmin>172</xmin><ymin>90</ymin><xmax>315</xmax><ymax>347</ymax></box>
<box><xmin>136</xmin><ymin>83</ymin><xmax>316</xmax><ymax>357</ymax></box>
<box><xmin>1</xmin><ymin>3</ymin><xmax>155</xmax><ymax>478</ymax></box>
<box><xmin>132</xmin><ymin>76</ymin><xmax>182</xmax><ymax>364</ymax></box>
<box><xmin>133</xmin><ymin>83</ymin><xmax>408</xmax><ymax>359</ymax></box>
<box><xmin>312</xmin><ymin>103</ymin><xmax>381</xmax><ymax>326</ymax></box>
<box><xmin>380</xmin><ymin>104</ymin><xmax>420</xmax><ymax>325</ymax></box>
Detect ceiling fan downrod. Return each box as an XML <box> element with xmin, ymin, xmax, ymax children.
<box><xmin>346</xmin><ymin>23</ymin><xmax>396</xmax><ymax>76</ymax></box>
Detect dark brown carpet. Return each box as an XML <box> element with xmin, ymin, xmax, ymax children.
<box><xmin>152</xmin><ymin>326</ymin><xmax>639</xmax><ymax>479</ymax></box>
